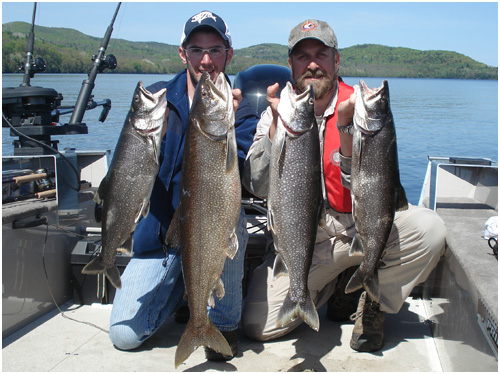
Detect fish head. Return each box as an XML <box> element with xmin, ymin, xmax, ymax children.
<box><xmin>354</xmin><ymin>80</ymin><xmax>391</xmax><ymax>135</ymax></box>
<box><xmin>192</xmin><ymin>72</ymin><xmax>235</xmax><ymax>141</ymax></box>
<box><xmin>278</xmin><ymin>82</ymin><xmax>316</xmax><ymax>137</ymax></box>
<box><xmin>130</xmin><ymin>82</ymin><xmax>167</xmax><ymax>136</ymax></box>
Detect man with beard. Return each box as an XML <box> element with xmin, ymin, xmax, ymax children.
<box><xmin>241</xmin><ymin>19</ymin><xmax>446</xmax><ymax>352</ymax></box>
<box><xmin>108</xmin><ymin>11</ymin><xmax>258</xmax><ymax>362</ymax></box>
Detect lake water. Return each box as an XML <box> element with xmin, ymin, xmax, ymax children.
<box><xmin>2</xmin><ymin>73</ymin><xmax>498</xmax><ymax>204</ymax></box>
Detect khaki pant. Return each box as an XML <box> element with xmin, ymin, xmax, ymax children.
<box><xmin>242</xmin><ymin>205</ymin><xmax>447</xmax><ymax>341</ymax></box>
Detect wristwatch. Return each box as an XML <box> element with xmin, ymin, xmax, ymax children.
<box><xmin>337</xmin><ymin>121</ymin><xmax>354</xmax><ymax>135</ymax></box>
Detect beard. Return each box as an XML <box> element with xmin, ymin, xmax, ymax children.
<box><xmin>294</xmin><ymin>70</ymin><xmax>336</xmax><ymax>100</ymax></box>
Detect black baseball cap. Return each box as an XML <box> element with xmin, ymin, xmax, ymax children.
<box><xmin>180</xmin><ymin>10</ymin><xmax>232</xmax><ymax>47</ymax></box>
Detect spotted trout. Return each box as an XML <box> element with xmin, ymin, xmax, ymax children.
<box><xmin>345</xmin><ymin>80</ymin><xmax>408</xmax><ymax>302</ymax></box>
<box><xmin>166</xmin><ymin>72</ymin><xmax>240</xmax><ymax>368</ymax></box>
<box><xmin>82</xmin><ymin>82</ymin><xmax>167</xmax><ymax>289</ymax></box>
<box><xmin>268</xmin><ymin>82</ymin><xmax>321</xmax><ymax>332</ymax></box>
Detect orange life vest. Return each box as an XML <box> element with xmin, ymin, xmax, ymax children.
<box><xmin>323</xmin><ymin>79</ymin><xmax>354</xmax><ymax>212</ymax></box>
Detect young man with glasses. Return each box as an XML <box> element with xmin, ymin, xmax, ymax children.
<box><xmin>108</xmin><ymin>10</ymin><xmax>258</xmax><ymax>362</ymax></box>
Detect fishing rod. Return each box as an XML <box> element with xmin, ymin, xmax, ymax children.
<box><xmin>20</xmin><ymin>2</ymin><xmax>46</xmax><ymax>86</ymax></box>
<box><xmin>69</xmin><ymin>2</ymin><xmax>121</xmax><ymax>126</ymax></box>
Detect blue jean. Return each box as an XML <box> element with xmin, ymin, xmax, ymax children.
<box><xmin>109</xmin><ymin>210</ymin><xmax>248</xmax><ymax>350</ymax></box>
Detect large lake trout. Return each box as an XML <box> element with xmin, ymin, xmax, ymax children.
<box><xmin>268</xmin><ymin>83</ymin><xmax>321</xmax><ymax>332</ymax></box>
<box><xmin>345</xmin><ymin>80</ymin><xmax>408</xmax><ymax>302</ymax></box>
<box><xmin>82</xmin><ymin>82</ymin><xmax>167</xmax><ymax>289</ymax></box>
<box><xmin>166</xmin><ymin>72</ymin><xmax>240</xmax><ymax>368</ymax></box>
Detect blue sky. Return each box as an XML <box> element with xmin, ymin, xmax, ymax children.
<box><xmin>2</xmin><ymin>1</ymin><xmax>498</xmax><ymax>67</ymax></box>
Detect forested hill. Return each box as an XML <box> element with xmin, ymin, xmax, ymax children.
<box><xmin>2</xmin><ymin>22</ymin><xmax>497</xmax><ymax>80</ymax></box>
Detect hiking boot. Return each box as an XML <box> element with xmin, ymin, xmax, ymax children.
<box><xmin>350</xmin><ymin>291</ymin><xmax>385</xmax><ymax>352</ymax></box>
<box><xmin>173</xmin><ymin>305</ymin><xmax>189</xmax><ymax>324</ymax></box>
<box><xmin>205</xmin><ymin>329</ymin><xmax>238</xmax><ymax>361</ymax></box>
<box><xmin>327</xmin><ymin>267</ymin><xmax>364</xmax><ymax>322</ymax></box>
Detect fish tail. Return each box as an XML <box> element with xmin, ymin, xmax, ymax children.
<box><xmin>81</xmin><ymin>258</ymin><xmax>122</xmax><ymax>289</ymax></box>
<box><xmin>345</xmin><ymin>267</ymin><xmax>364</xmax><ymax>294</ymax></box>
<box><xmin>276</xmin><ymin>292</ymin><xmax>320</xmax><ymax>332</ymax></box>
<box><xmin>174</xmin><ymin>320</ymin><xmax>232</xmax><ymax>368</ymax></box>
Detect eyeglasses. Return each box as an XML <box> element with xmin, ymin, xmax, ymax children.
<box><xmin>183</xmin><ymin>47</ymin><xmax>229</xmax><ymax>59</ymax></box>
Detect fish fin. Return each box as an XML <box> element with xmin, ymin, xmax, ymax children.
<box><xmin>153</xmin><ymin>138</ymin><xmax>159</xmax><ymax>166</ymax></box>
<box><xmin>117</xmin><ymin>235</ymin><xmax>133</xmax><ymax>254</ymax></box>
<box><xmin>344</xmin><ymin>267</ymin><xmax>364</xmax><ymax>294</ymax></box>
<box><xmin>94</xmin><ymin>176</ymin><xmax>107</xmax><ymax>204</ymax></box>
<box><xmin>214</xmin><ymin>278</ymin><xmax>225</xmax><ymax>300</ymax></box>
<box><xmin>165</xmin><ymin>208</ymin><xmax>181</xmax><ymax>248</ymax></box>
<box><xmin>267</xmin><ymin>205</ymin><xmax>276</xmax><ymax>234</ymax></box>
<box><xmin>142</xmin><ymin>199</ymin><xmax>151</xmax><ymax>218</ymax></box>
<box><xmin>317</xmin><ymin>200</ymin><xmax>327</xmax><ymax>228</ymax></box>
<box><xmin>364</xmin><ymin>273</ymin><xmax>381</xmax><ymax>303</ymax></box>
<box><xmin>225</xmin><ymin>231</ymin><xmax>239</xmax><ymax>260</ymax></box>
<box><xmin>278</xmin><ymin>138</ymin><xmax>287</xmax><ymax>179</ymax></box>
<box><xmin>105</xmin><ymin>266</ymin><xmax>122</xmax><ymax>289</ymax></box>
<box><xmin>81</xmin><ymin>258</ymin><xmax>122</xmax><ymax>289</ymax></box>
<box><xmin>395</xmin><ymin>183</ymin><xmax>409</xmax><ymax>212</ymax></box>
<box><xmin>94</xmin><ymin>202</ymin><xmax>103</xmax><ymax>223</ymax></box>
<box><xmin>81</xmin><ymin>257</ymin><xmax>104</xmax><ymax>275</ymax></box>
<box><xmin>225</xmin><ymin>131</ymin><xmax>237</xmax><ymax>173</ymax></box>
<box><xmin>174</xmin><ymin>320</ymin><xmax>232</xmax><ymax>368</ymax></box>
<box><xmin>208</xmin><ymin>272</ymin><xmax>226</xmax><ymax>309</ymax></box>
<box><xmin>272</xmin><ymin>253</ymin><xmax>288</xmax><ymax>279</ymax></box>
<box><xmin>276</xmin><ymin>292</ymin><xmax>320</xmax><ymax>332</ymax></box>
<box><xmin>135</xmin><ymin>199</ymin><xmax>150</xmax><ymax>223</ymax></box>
<box><xmin>349</xmin><ymin>234</ymin><xmax>364</xmax><ymax>256</ymax></box>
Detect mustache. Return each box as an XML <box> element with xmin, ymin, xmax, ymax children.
<box><xmin>298</xmin><ymin>70</ymin><xmax>326</xmax><ymax>82</ymax></box>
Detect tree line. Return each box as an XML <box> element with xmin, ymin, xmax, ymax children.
<box><xmin>2</xmin><ymin>22</ymin><xmax>497</xmax><ymax>80</ymax></box>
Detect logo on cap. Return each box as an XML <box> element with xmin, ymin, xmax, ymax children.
<box><xmin>302</xmin><ymin>22</ymin><xmax>317</xmax><ymax>32</ymax></box>
<box><xmin>192</xmin><ymin>11</ymin><xmax>217</xmax><ymax>24</ymax></box>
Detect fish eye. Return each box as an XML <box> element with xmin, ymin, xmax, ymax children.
<box><xmin>134</xmin><ymin>95</ymin><xmax>140</xmax><ymax>102</ymax></box>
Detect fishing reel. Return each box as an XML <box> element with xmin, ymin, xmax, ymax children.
<box><xmin>93</xmin><ymin>54</ymin><xmax>118</xmax><ymax>73</ymax></box>
<box><xmin>19</xmin><ymin>57</ymin><xmax>46</xmax><ymax>78</ymax></box>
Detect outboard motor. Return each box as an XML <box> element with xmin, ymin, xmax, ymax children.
<box><xmin>234</xmin><ymin>64</ymin><xmax>292</xmax><ymax>117</ymax></box>
<box><xmin>2</xmin><ymin>2</ymin><xmax>119</xmax><ymax>156</ymax></box>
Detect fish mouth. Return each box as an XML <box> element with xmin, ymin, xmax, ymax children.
<box><xmin>281</xmin><ymin>84</ymin><xmax>315</xmax><ymax>136</ymax></box>
<box><xmin>193</xmin><ymin>73</ymin><xmax>233</xmax><ymax>140</ymax></box>
<box><xmin>354</xmin><ymin>80</ymin><xmax>388</xmax><ymax>134</ymax></box>
<box><xmin>137</xmin><ymin>125</ymin><xmax>161</xmax><ymax>135</ymax></box>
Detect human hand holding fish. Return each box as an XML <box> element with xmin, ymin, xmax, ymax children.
<box><xmin>336</xmin><ymin>90</ymin><xmax>356</xmax><ymax>157</ymax></box>
<box><xmin>266</xmin><ymin>82</ymin><xmax>281</xmax><ymax>141</ymax></box>
<box><xmin>232</xmin><ymin>88</ymin><xmax>242</xmax><ymax>112</ymax></box>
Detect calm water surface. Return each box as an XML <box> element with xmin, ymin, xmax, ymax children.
<box><xmin>2</xmin><ymin>73</ymin><xmax>498</xmax><ymax>204</ymax></box>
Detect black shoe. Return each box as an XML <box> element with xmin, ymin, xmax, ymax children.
<box><xmin>173</xmin><ymin>305</ymin><xmax>189</xmax><ymax>324</ymax></box>
<box><xmin>350</xmin><ymin>291</ymin><xmax>385</xmax><ymax>352</ymax></box>
<box><xmin>205</xmin><ymin>329</ymin><xmax>238</xmax><ymax>361</ymax></box>
<box><xmin>327</xmin><ymin>266</ymin><xmax>364</xmax><ymax>322</ymax></box>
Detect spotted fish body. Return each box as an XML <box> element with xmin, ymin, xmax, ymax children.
<box><xmin>268</xmin><ymin>82</ymin><xmax>321</xmax><ymax>332</ymax></box>
<box><xmin>82</xmin><ymin>82</ymin><xmax>167</xmax><ymax>289</ymax></box>
<box><xmin>166</xmin><ymin>72</ymin><xmax>240</xmax><ymax>368</ymax></box>
<box><xmin>345</xmin><ymin>80</ymin><xmax>408</xmax><ymax>302</ymax></box>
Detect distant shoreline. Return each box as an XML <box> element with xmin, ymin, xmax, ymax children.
<box><xmin>3</xmin><ymin>22</ymin><xmax>498</xmax><ymax>80</ymax></box>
